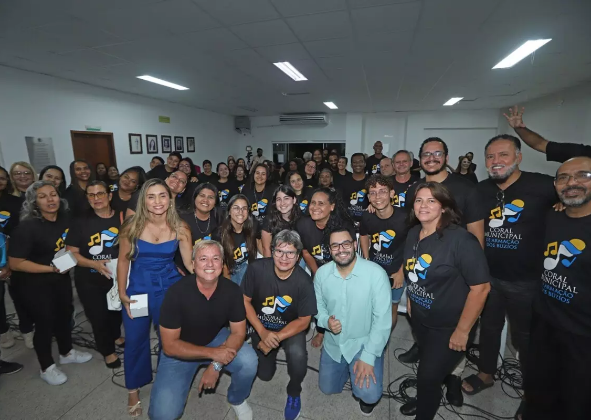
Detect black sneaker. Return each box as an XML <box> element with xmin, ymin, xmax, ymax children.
<box><xmin>0</xmin><ymin>360</ymin><xmax>24</xmax><ymax>375</ymax></box>
<box><xmin>359</xmin><ymin>400</ymin><xmax>376</xmax><ymax>417</ymax></box>
<box><xmin>398</xmin><ymin>343</ymin><xmax>420</xmax><ymax>363</ymax></box>
<box><xmin>445</xmin><ymin>374</ymin><xmax>464</xmax><ymax>407</ymax></box>
<box><xmin>400</xmin><ymin>400</ymin><xmax>417</xmax><ymax>416</ymax></box>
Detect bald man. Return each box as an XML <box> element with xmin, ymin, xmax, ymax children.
<box><xmin>366</xmin><ymin>141</ymin><xmax>384</xmax><ymax>175</ymax></box>
<box><xmin>522</xmin><ymin>156</ymin><xmax>591</xmax><ymax>420</ymax></box>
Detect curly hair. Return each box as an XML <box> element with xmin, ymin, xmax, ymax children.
<box><xmin>20</xmin><ymin>181</ymin><xmax>69</xmax><ymax>221</ymax></box>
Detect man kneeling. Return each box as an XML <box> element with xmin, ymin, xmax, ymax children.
<box><xmin>148</xmin><ymin>240</ymin><xmax>257</xmax><ymax>420</ymax></box>
<box><xmin>242</xmin><ymin>229</ymin><xmax>317</xmax><ymax>420</ymax></box>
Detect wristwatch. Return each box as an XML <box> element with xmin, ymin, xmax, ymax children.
<box><xmin>211</xmin><ymin>361</ymin><xmax>223</xmax><ymax>372</ymax></box>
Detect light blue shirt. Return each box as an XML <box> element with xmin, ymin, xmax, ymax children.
<box><xmin>314</xmin><ymin>257</ymin><xmax>392</xmax><ymax>366</ymax></box>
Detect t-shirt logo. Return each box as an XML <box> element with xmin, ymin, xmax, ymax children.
<box><xmin>489</xmin><ymin>199</ymin><xmax>524</xmax><ymax>228</ymax></box>
<box><xmin>393</xmin><ymin>192</ymin><xmax>406</xmax><ymax>208</ymax></box>
<box><xmin>219</xmin><ymin>189</ymin><xmax>230</xmax><ymax>201</ymax></box>
<box><xmin>371</xmin><ymin>164</ymin><xmax>380</xmax><ymax>174</ymax></box>
<box><xmin>55</xmin><ymin>228</ymin><xmax>69</xmax><ymax>252</ymax></box>
<box><xmin>251</xmin><ymin>199</ymin><xmax>268</xmax><ymax>217</ymax></box>
<box><xmin>299</xmin><ymin>200</ymin><xmax>309</xmax><ymax>212</ymax></box>
<box><xmin>195</xmin><ymin>235</ymin><xmax>211</xmax><ymax>245</ymax></box>
<box><xmin>312</xmin><ymin>244</ymin><xmax>329</xmax><ymax>262</ymax></box>
<box><xmin>543</xmin><ymin>239</ymin><xmax>586</xmax><ymax>270</ymax></box>
<box><xmin>0</xmin><ymin>211</ymin><xmax>10</xmax><ymax>228</ymax></box>
<box><xmin>406</xmin><ymin>254</ymin><xmax>432</xmax><ymax>282</ymax></box>
<box><xmin>349</xmin><ymin>189</ymin><xmax>367</xmax><ymax>205</ymax></box>
<box><xmin>262</xmin><ymin>295</ymin><xmax>292</xmax><ymax>315</ymax></box>
<box><xmin>88</xmin><ymin>228</ymin><xmax>119</xmax><ymax>255</ymax></box>
<box><xmin>238</xmin><ymin>184</ymin><xmax>244</xmax><ymax>193</ymax></box>
<box><xmin>234</xmin><ymin>242</ymin><xmax>248</xmax><ymax>264</ymax></box>
<box><xmin>372</xmin><ymin>230</ymin><xmax>396</xmax><ymax>252</ymax></box>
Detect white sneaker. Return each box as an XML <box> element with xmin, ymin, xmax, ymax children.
<box><xmin>40</xmin><ymin>364</ymin><xmax>67</xmax><ymax>385</ymax></box>
<box><xmin>0</xmin><ymin>332</ymin><xmax>15</xmax><ymax>348</ymax></box>
<box><xmin>59</xmin><ymin>349</ymin><xmax>92</xmax><ymax>365</ymax></box>
<box><xmin>23</xmin><ymin>331</ymin><xmax>34</xmax><ymax>349</ymax></box>
<box><xmin>231</xmin><ymin>401</ymin><xmax>253</xmax><ymax>420</ymax></box>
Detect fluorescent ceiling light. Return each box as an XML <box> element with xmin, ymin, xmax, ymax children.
<box><xmin>443</xmin><ymin>97</ymin><xmax>463</xmax><ymax>106</ymax></box>
<box><xmin>136</xmin><ymin>75</ymin><xmax>189</xmax><ymax>90</ymax></box>
<box><xmin>324</xmin><ymin>102</ymin><xmax>338</xmax><ymax>110</ymax></box>
<box><xmin>492</xmin><ymin>39</ymin><xmax>552</xmax><ymax>69</ymax></box>
<box><xmin>273</xmin><ymin>62</ymin><xmax>307</xmax><ymax>81</ymax></box>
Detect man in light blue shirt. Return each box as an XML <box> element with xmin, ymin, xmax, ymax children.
<box><xmin>315</xmin><ymin>226</ymin><xmax>392</xmax><ymax>416</ymax></box>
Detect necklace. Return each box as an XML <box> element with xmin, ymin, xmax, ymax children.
<box><xmin>148</xmin><ymin>224</ymin><xmax>167</xmax><ymax>242</ymax></box>
<box><xmin>194</xmin><ymin>213</ymin><xmax>211</xmax><ymax>235</ymax></box>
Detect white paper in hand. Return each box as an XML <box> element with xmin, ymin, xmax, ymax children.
<box><xmin>130</xmin><ymin>294</ymin><xmax>149</xmax><ymax>318</ymax></box>
<box><xmin>52</xmin><ymin>250</ymin><xmax>77</xmax><ymax>273</ymax></box>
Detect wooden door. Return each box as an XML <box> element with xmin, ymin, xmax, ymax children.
<box><xmin>70</xmin><ymin>131</ymin><xmax>117</xmax><ymax>170</ymax></box>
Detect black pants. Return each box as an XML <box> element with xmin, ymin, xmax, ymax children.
<box><xmin>478</xmin><ymin>278</ymin><xmax>536</xmax><ymax>375</ymax></box>
<box><xmin>5</xmin><ymin>272</ymin><xmax>34</xmax><ymax>334</ymax></box>
<box><xmin>22</xmin><ymin>275</ymin><xmax>73</xmax><ymax>370</ymax></box>
<box><xmin>251</xmin><ymin>330</ymin><xmax>308</xmax><ymax>397</ymax></box>
<box><xmin>412</xmin><ymin>316</ymin><xmax>467</xmax><ymax>420</ymax></box>
<box><xmin>523</xmin><ymin>314</ymin><xmax>591</xmax><ymax>420</ymax></box>
<box><xmin>0</xmin><ymin>281</ymin><xmax>8</xmax><ymax>334</ymax></box>
<box><xmin>75</xmin><ymin>275</ymin><xmax>121</xmax><ymax>357</ymax></box>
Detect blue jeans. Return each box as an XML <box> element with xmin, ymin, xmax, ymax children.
<box><xmin>391</xmin><ymin>282</ymin><xmax>406</xmax><ymax>304</ymax></box>
<box><xmin>318</xmin><ymin>346</ymin><xmax>384</xmax><ymax>404</ymax></box>
<box><xmin>148</xmin><ymin>328</ymin><xmax>258</xmax><ymax>420</ymax></box>
<box><xmin>230</xmin><ymin>262</ymin><xmax>248</xmax><ymax>286</ymax></box>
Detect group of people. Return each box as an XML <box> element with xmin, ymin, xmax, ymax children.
<box><xmin>0</xmin><ymin>106</ymin><xmax>589</xmax><ymax>420</ymax></box>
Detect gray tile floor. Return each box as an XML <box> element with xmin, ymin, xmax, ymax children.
<box><xmin>1</xmin><ymin>293</ymin><xmax>521</xmax><ymax>420</ymax></box>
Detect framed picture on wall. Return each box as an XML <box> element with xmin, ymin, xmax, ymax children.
<box><xmin>129</xmin><ymin>133</ymin><xmax>142</xmax><ymax>154</ymax></box>
<box><xmin>146</xmin><ymin>134</ymin><xmax>158</xmax><ymax>154</ymax></box>
<box><xmin>174</xmin><ymin>136</ymin><xmax>184</xmax><ymax>153</ymax></box>
<box><xmin>161</xmin><ymin>135</ymin><xmax>172</xmax><ymax>153</ymax></box>
<box><xmin>186</xmin><ymin>137</ymin><xmax>195</xmax><ymax>153</ymax></box>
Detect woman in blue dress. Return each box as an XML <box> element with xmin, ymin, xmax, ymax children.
<box><xmin>117</xmin><ymin>179</ymin><xmax>193</xmax><ymax>417</ymax></box>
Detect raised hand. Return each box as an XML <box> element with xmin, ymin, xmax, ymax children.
<box><xmin>503</xmin><ymin>105</ymin><xmax>526</xmax><ymax>128</ymax></box>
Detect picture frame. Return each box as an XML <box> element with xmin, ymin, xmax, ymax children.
<box><xmin>146</xmin><ymin>134</ymin><xmax>158</xmax><ymax>154</ymax></box>
<box><xmin>129</xmin><ymin>133</ymin><xmax>143</xmax><ymax>154</ymax></box>
<box><xmin>186</xmin><ymin>137</ymin><xmax>195</xmax><ymax>153</ymax></box>
<box><xmin>174</xmin><ymin>136</ymin><xmax>184</xmax><ymax>153</ymax></box>
<box><xmin>161</xmin><ymin>135</ymin><xmax>172</xmax><ymax>153</ymax></box>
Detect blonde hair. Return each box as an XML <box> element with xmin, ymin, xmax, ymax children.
<box><xmin>10</xmin><ymin>161</ymin><xmax>38</xmax><ymax>196</ymax></box>
<box><xmin>121</xmin><ymin>179</ymin><xmax>183</xmax><ymax>260</ymax></box>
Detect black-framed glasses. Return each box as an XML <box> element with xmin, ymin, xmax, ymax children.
<box><xmin>420</xmin><ymin>151</ymin><xmax>444</xmax><ymax>159</ymax></box>
<box><xmin>86</xmin><ymin>191</ymin><xmax>107</xmax><ymax>199</ymax></box>
<box><xmin>329</xmin><ymin>240</ymin><xmax>353</xmax><ymax>251</ymax></box>
<box><xmin>273</xmin><ymin>249</ymin><xmax>298</xmax><ymax>259</ymax></box>
<box><xmin>555</xmin><ymin>171</ymin><xmax>591</xmax><ymax>185</ymax></box>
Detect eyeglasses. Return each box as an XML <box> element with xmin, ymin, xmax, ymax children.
<box><xmin>273</xmin><ymin>249</ymin><xmax>298</xmax><ymax>259</ymax></box>
<box><xmin>329</xmin><ymin>240</ymin><xmax>353</xmax><ymax>251</ymax></box>
<box><xmin>368</xmin><ymin>189</ymin><xmax>389</xmax><ymax>198</ymax></box>
<box><xmin>420</xmin><ymin>151</ymin><xmax>445</xmax><ymax>159</ymax></box>
<box><xmin>231</xmin><ymin>205</ymin><xmax>248</xmax><ymax>213</ymax></box>
<box><xmin>178</xmin><ymin>163</ymin><xmax>191</xmax><ymax>169</ymax></box>
<box><xmin>86</xmin><ymin>191</ymin><xmax>108</xmax><ymax>199</ymax></box>
<box><xmin>12</xmin><ymin>171</ymin><xmax>32</xmax><ymax>177</ymax></box>
<box><xmin>555</xmin><ymin>171</ymin><xmax>591</xmax><ymax>185</ymax></box>
<box><xmin>170</xmin><ymin>174</ymin><xmax>187</xmax><ymax>186</ymax></box>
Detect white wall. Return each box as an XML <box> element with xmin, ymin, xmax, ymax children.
<box><xmin>0</xmin><ymin>66</ymin><xmax>238</xmax><ymax>180</ymax></box>
<box><xmin>497</xmin><ymin>82</ymin><xmax>591</xmax><ymax>176</ymax></box>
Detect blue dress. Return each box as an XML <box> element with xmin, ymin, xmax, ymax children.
<box><xmin>123</xmin><ymin>239</ymin><xmax>182</xmax><ymax>390</ymax></box>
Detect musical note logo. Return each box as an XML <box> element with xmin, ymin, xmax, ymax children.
<box><xmin>54</xmin><ymin>229</ymin><xmax>69</xmax><ymax>252</ymax></box>
<box><xmin>543</xmin><ymin>239</ymin><xmax>585</xmax><ymax>270</ymax></box>
<box><xmin>372</xmin><ymin>230</ymin><xmax>396</xmax><ymax>252</ymax></box>
<box><xmin>489</xmin><ymin>200</ymin><xmax>524</xmax><ymax>228</ymax></box>
<box><xmin>350</xmin><ymin>190</ymin><xmax>367</xmax><ymax>205</ymax></box>
<box><xmin>234</xmin><ymin>242</ymin><xmax>248</xmax><ymax>263</ymax></box>
<box><xmin>251</xmin><ymin>199</ymin><xmax>268</xmax><ymax>217</ymax></box>
<box><xmin>194</xmin><ymin>235</ymin><xmax>212</xmax><ymax>245</ymax></box>
<box><xmin>407</xmin><ymin>254</ymin><xmax>432</xmax><ymax>283</ymax></box>
<box><xmin>299</xmin><ymin>200</ymin><xmax>309</xmax><ymax>212</ymax></box>
<box><xmin>219</xmin><ymin>189</ymin><xmax>230</xmax><ymax>201</ymax></box>
<box><xmin>396</xmin><ymin>192</ymin><xmax>406</xmax><ymax>208</ymax></box>
<box><xmin>261</xmin><ymin>295</ymin><xmax>292</xmax><ymax>315</ymax></box>
<box><xmin>88</xmin><ymin>228</ymin><xmax>119</xmax><ymax>256</ymax></box>
<box><xmin>0</xmin><ymin>211</ymin><xmax>10</xmax><ymax>228</ymax></box>
<box><xmin>312</xmin><ymin>244</ymin><xmax>323</xmax><ymax>261</ymax></box>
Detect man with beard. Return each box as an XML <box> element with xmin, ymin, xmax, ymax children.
<box><xmin>399</xmin><ymin>138</ymin><xmax>485</xmax><ymax>410</ymax></box>
<box><xmin>379</xmin><ymin>157</ymin><xmax>395</xmax><ymax>178</ymax></box>
<box><xmin>392</xmin><ymin>150</ymin><xmax>420</xmax><ymax>208</ymax></box>
<box><xmin>366</xmin><ymin>141</ymin><xmax>384</xmax><ymax>175</ymax></box>
<box><xmin>315</xmin><ymin>227</ymin><xmax>391</xmax><ymax>417</ymax></box>
<box><xmin>522</xmin><ymin>157</ymin><xmax>591</xmax><ymax>420</ymax></box>
<box><xmin>462</xmin><ymin>135</ymin><xmax>557</xmax><ymax>417</ymax></box>
<box><xmin>328</xmin><ymin>152</ymin><xmax>339</xmax><ymax>174</ymax></box>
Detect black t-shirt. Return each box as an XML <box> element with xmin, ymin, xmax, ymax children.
<box><xmin>546</xmin><ymin>141</ymin><xmax>591</xmax><ymax>163</ymax></box>
<box><xmin>457</xmin><ymin>172</ymin><xmax>478</xmax><ymax>184</ymax></box>
<box><xmin>403</xmin><ymin>225</ymin><xmax>490</xmax><ymax>329</ymax></box>
<box><xmin>479</xmin><ymin>172</ymin><xmax>556</xmax><ymax>282</ymax></box>
<box><xmin>110</xmin><ymin>190</ymin><xmax>136</xmax><ymax>215</ymax></box>
<box><xmin>0</xmin><ymin>193</ymin><xmax>22</xmax><ymax>236</ymax></box>
<box><xmin>64</xmin><ymin>186</ymin><xmax>90</xmax><ymax>218</ymax></box>
<box><xmin>66</xmin><ymin>212</ymin><xmax>121</xmax><ymax>279</ymax></box>
<box><xmin>236</xmin><ymin>179</ymin><xmax>246</xmax><ymax>193</ymax></box>
<box><xmin>295</xmin><ymin>217</ymin><xmax>354</xmax><ymax>268</ymax></box>
<box><xmin>159</xmin><ymin>275</ymin><xmax>245</xmax><ymax>346</ymax></box>
<box><xmin>9</xmin><ymin>214</ymin><xmax>70</xmax><ymax>280</ymax></box>
<box><xmin>108</xmin><ymin>181</ymin><xmax>119</xmax><ymax>192</ymax></box>
<box><xmin>181</xmin><ymin>212</ymin><xmax>218</xmax><ymax>244</ymax></box>
<box><xmin>241</xmin><ymin>184</ymin><xmax>276</xmax><ymax>226</ymax></box>
<box><xmin>407</xmin><ymin>172</ymin><xmax>484</xmax><ymax>226</ymax></box>
<box><xmin>536</xmin><ymin>211</ymin><xmax>591</xmax><ymax>336</ymax></box>
<box><xmin>359</xmin><ymin>209</ymin><xmax>408</xmax><ymax>277</ymax></box>
<box><xmin>412</xmin><ymin>158</ymin><xmax>421</xmax><ymax>171</ymax></box>
<box><xmin>241</xmin><ymin>258</ymin><xmax>317</xmax><ymax>331</ymax></box>
<box><xmin>147</xmin><ymin>165</ymin><xmax>174</xmax><ymax>181</ymax></box>
<box><xmin>303</xmin><ymin>176</ymin><xmax>318</xmax><ymax>189</ymax></box>
<box><xmin>212</xmin><ymin>229</ymin><xmax>251</xmax><ymax>269</ymax></box>
<box><xmin>333</xmin><ymin>171</ymin><xmax>351</xmax><ymax>190</ymax></box>
<box><xmin>198</xmin><ymin>172</ymin><xmax>219</xmax><ymax>184</ymax></box>
<box><xmin>392</xmin><ymin>174</ymin><xmax>419</xmax><ymax>208</ymax></box>
<box><xmin>337</xmin><ymin>174</ymin><xmax>369</xmax><ymax>222</ymax></box>
<box><xmin>214</xmin><ymin>179</ymin><xmax>239</xmax><ymax>209</ymax></box>
<box><xmin>365</xmin><ymin>155</ymin><xmax>382</xmax><ymax>175</ymax></box>
<box><xmin>261</xmin><ymin>215</ymin><xmax>295</xmax><ymax>236</ymax></box>
<box><xmin>296</xmin><ymin>189</ymin><xmax>312</xmax><ymax>216</ymax></box>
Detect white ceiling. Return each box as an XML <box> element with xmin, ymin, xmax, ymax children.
<box><xmin>1</xmin><ymin>0</ymin><xmax>590</xmax><ymax>116</ymax></box>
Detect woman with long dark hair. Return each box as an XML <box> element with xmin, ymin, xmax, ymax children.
<box><xmin>241</xmin><ymin>163</ymin><xmax>276</xmax><ymax>228</ymax></box>
<box><xmin>399</xmin><ymin>182</ymin><xmax>490</xmax><ymax>420</ymax></box>
<box><xmin>213</xmin><ymin>194</ymin><xmax>257</xmax><ymax>286</ymax></box>
<box><xmin>454</xmin><ymin>156</ymin><xmax>478</xmax><ymax>184</ymax></box>
<box><xmin>9</xmin><ymin>181</ymin><xmax>93</xmax><ymax>385</ymax></box>
<box><xmin>110</xmin><ymin>166</ymin><xmax>146</xmax><ymax>215</ymax></box>
<box><xmin>261</xmin><ymin>185</ymin><xmax>302</xmax><ymax>257</ymax></box>
<box><xmin>64</xmin><ymin>159</ymin><xmax>93</xmax><ymax>217</ymax></box>
<box><xmin>295</xmin><ymin>187</ymin><xmax>354</xmax><ymax>348</ymax></box>
<box><xmin>66</xmin><ymin>181</ymin><xmax>123</xmax><ymax>369</ymax></box>
<box><xmin>227</xmin><ymin>157</ymin><xmax>237</xmax><ymax>176</ymax></box>
<box><xmin>40</xmin><ymin>165</ymin><xmax>67</xmax><ymax>196</ymax></box>
<box><xmin>287</xmin><ymin>171</ymin><xmax>311</xmax><ymax>215</ymax></box>
<box><xmin>214</xmin><ymin>162</ymin><xmax>238</xmax><ymax>210</ymax></box>
<box><xmin>117</xmin><ymin>179</ymin><xmax>193</xmax><ymax>417</ymax></box>
<box><xmin>96</xmin><ymin>162</ymin><xmax>108</xmax><ymax>182</ymax></box>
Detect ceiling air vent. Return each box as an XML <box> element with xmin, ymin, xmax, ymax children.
<box><xmin>279</xmin><ymin>113</ymin><xmax>329</xmax><ymax>126</ymax></box>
